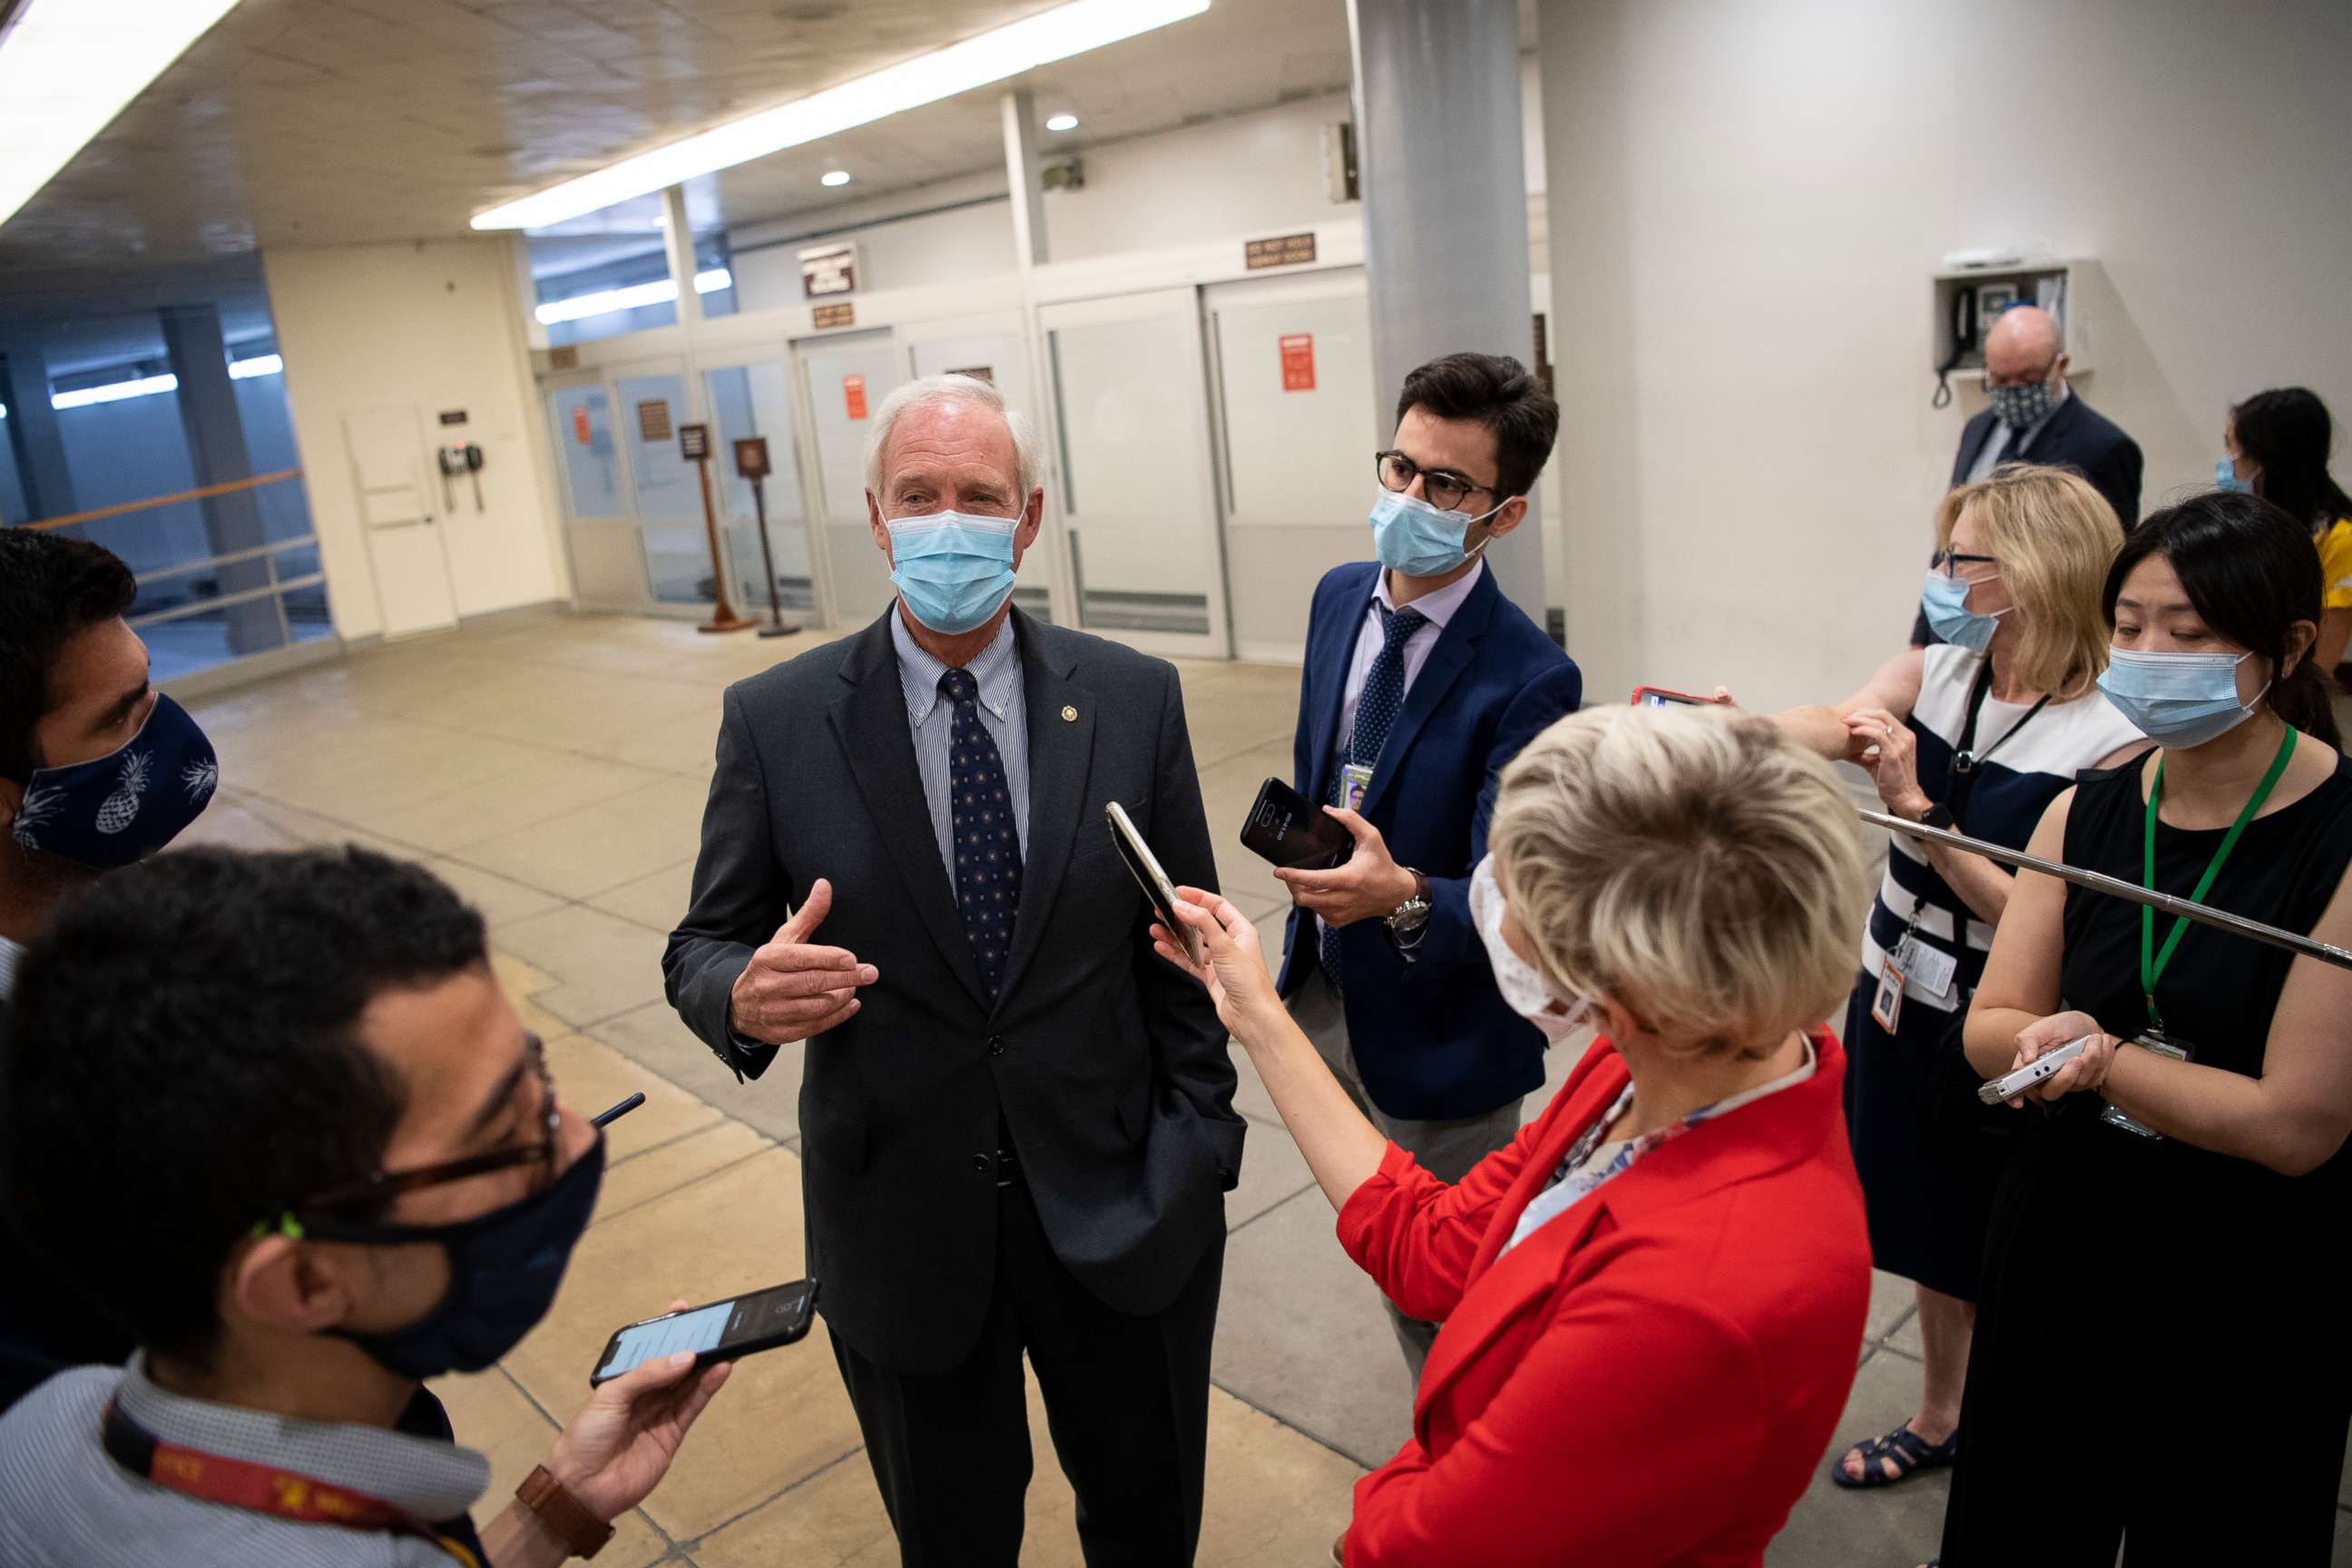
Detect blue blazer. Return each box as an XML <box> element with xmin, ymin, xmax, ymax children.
<box><xmin>1276</xmin><ymin>562</ymin><xmax>1583</xmax><ymax>1121</ymax></box>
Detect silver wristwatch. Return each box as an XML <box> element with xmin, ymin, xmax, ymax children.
<box><xmin>1386</xmin><ymin>869</ymin><xmax>1432</xmax><ymax>934</ymax></box>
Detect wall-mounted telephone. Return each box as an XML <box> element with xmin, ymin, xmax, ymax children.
<box><xmin>436</xmin><ymin>443</ymin><xmax>485</xmax><ymax>512</ymax></box>
<box><xmin>1933</xmin><ymin>286</ymin><xmax>1978</xmax><ymax>409</ymax></box>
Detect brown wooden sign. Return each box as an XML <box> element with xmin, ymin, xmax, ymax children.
<box><xmin>732</xmin><ymin>436</ymin><xmax>771</xmax><ymax>480</ymax></box>
<box><xmin>812</xmin><ymin>301</ymin><xmax>856</xmax><ymax>328</ymax></box>
<box><xmin>678</xmin><ymin>421</ymin><xmax>710</xmax><ymax>461</ymax></box>
<box><xmin>1244</xmin><ymin>232</ymin><xmax>1318</xmax><ymax>270</ymax></box>
<box><xmin>636</xmin><ymin>398</ymin><xmax>672</xmax><ymax>443</ymax></box>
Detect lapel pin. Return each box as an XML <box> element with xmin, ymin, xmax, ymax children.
<box><xmin>1061</xmin><ymin>704</ymin><xmax>1079</xmax><ymax>722</ymax></box>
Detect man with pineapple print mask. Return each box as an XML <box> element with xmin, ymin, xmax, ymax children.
<box><xmin>0</xmin><ymin>528</ymin><xmax>219</xmax><ymax>1412</ymax></box>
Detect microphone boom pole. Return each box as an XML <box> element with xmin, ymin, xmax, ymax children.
<box><xmin>1858</xmin><ymin>808</ymin><xmax>2352</xmax><ymax>974</ymax></box>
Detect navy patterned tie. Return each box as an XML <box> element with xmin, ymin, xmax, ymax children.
<box><xmin>1318</xmin><ymin>602</ymin><xmax>1426</xmax><ymax>993</ymax></box>
<box><xmin>940</xmin><ymin>668</ymin><xmax>1023</xmax><ymax>1002</ymax></box>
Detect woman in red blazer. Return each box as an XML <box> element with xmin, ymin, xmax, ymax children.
<box><xmin>1156</xmin><ymin>704</ymin><xmax>1875</xmax><ymax>1567</ymax></box>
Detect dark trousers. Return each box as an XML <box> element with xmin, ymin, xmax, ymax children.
<box><xmin>829</xmin><ymin>1173</ymin><xmax>1224</xmax><ymax>1568</ymax></box>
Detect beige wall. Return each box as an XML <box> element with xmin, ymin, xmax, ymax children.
<box><xmin>1539</xmin><ymin>0</ymin><xmax>2352</xmax><ymax>710</ymax></box>
<box><xmin>263</xmin><ymin>238</ymin><xmax>568</xmax><ymax>640</ymax></box>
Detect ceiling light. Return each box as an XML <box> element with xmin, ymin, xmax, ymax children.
<box><xmin>1045</xmin><ymin>113</ymin><xmax>1079</xmax><ymax>132</ymax></box>
<box><xmin>51</xmin><ymin>372</ymin><xmax>180</xmax><ymax>410</ymax></box>
<box><xmin>820</xmin><ymin>170</ymin><xmax>853</xmax><ymax>188</ymax></box>
<box><xmin>471</xmin><ymin>0</ymin><xmax>1209</xmax><ymax>230</ymax></box>
<box><xmin>0</xmin><ymin>0</ymin><xmax>244</xmax><ymax>228</ymax></box>
<box><xmin>534</xmin><ymin>269</ymin><xmax>733</xmax><ymax>326</ymax></box>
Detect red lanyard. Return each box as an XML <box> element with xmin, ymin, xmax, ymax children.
<box><xmin>102</xmin><ymin>1398</ymin><xmax>482</xmax><ymax>1566</ymax></box>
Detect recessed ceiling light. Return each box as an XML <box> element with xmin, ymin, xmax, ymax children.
<box><xmin>0</xmin><ymin>0</ymin><xmax>244</xmax><ymax>228</ymax></box>
<box><xmin>1045</xmin><ymin>113</ymin><xmax>1079</xmax><ymax>132</ymax></box>
<box><xmin>470</xmin><ymin>0</ymin><xmax>1210</xmax><ymax>230</ymax></box>
<box><xmin>820</xmin><ymin>170</ymin><xmax>852</xmax><ymax>188</ymax></box>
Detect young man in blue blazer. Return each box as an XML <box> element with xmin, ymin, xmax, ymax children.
<box><xmin>1275</xmin><ymin>351</ymin><xmax>1583</xmax><ymax>1384</ymax></box>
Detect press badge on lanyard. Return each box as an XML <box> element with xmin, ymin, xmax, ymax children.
<box><xmin>1339</xmin><ymin>762</ymin><xmax>1375</xmax><ymax>813</ymax></box>
<box><xmin>1870</xmin><ymin>915</ymin><xmax>1958</xmax><ymax>1034</ymax></box>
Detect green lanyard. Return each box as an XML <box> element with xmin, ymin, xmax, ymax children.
<box><xmin>2141</xmin><ymin>724</ymin><xmax>2298</xmax><ymax>1028</ymax></box>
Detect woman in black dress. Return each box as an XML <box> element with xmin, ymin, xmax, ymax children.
<box><xmin>1941</xmin><ymin>491</ymin><xmax>2352</xmax><ymax>1564</ymax></box>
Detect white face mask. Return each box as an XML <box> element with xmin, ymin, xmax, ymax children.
<box><xmin>1470</xmin><ymin>856</ymin><xmax>1593</xmax><ymax>1045</ymax></box>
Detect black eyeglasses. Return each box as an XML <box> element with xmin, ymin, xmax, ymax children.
<box><xmin>1932</xmin><ymin>549</ymin><xmax>1999</xmax><ymax>578</ymax></box>
<box><xmin>255</xmin><ymin>1034</ymin><xmax>560</xmax><ymax>1239</ymax></box>
<box><xmin>1375</xmin><ymin>450</ymin><xmax>1500</xmax><ymax>513</ymax></box>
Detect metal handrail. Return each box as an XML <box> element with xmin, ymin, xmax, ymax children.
<box><xmin>132</xmin><ymin>534</ymin><xmax>319</xmax><ymax>587</ymax></box>
<box><xmin>17</xmin><ymin>468</ymin><xmax>303</xmax><ymax>533</ymax></box>
<box><xmin>1862</xmin><ymin>808</ymin><xmax>2352</xmax><ymax>973</ymax></box>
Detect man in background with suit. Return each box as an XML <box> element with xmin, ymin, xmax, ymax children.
<box><xmin>663</xmin><ymin>375</ymin><xmax>1243</xmax><ymax>1567</ymax></box>
<box><xmin>1275</xmin><ymin>351</ymin><xmax>1582</xmax><ymax>1385</ymax></box>
<box><xmin>1916</xmin><ymin>303</ymin><xmax>2143</xmax><ymax>643</ymax></box>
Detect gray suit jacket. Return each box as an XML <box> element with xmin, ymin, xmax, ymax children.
<box><xmin>663</xmin><ymin>606</ymin><xmax>1244</xmax><ymax>1375</ymax></box>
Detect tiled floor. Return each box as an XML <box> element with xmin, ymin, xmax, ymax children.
<box><xmin>172</xmin><ymin>611</ymin><xmax>2352</xmax><ymax>1565</ymax></box>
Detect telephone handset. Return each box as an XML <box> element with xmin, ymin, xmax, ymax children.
<box><xmin>1932</xmin><ymin>286</ymin><xmax>1979</xmax><ymax>410</ymax></box>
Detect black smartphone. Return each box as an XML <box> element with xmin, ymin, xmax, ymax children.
<box><xmin>588</xmin><ymin>1279</ymin><xmax>818</xmax><ymax>1387</ymax></box>
<box><xmin>1240</xmin><ymin>777</ymin><xmax>1353</xmax><ymax>869</ymax></box>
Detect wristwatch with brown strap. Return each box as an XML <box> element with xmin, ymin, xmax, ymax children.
<box><xmin>516</xmin><ymin>1465</ymin><xmax>614</xmax><ymax>1559</ymax></box>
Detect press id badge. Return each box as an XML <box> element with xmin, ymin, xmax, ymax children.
<box><xmin>1869</xmin><ymin>954</ymin><xmax>1905</xmax><ymax>1033</ymax></box>
<box><xmin>1892</xmin><ymin>934</ymin><xmax>1958</xmax><ymax>1000</ymax></box>
<box><xmin>2100</xmin><ymin>1029</ymin><xmax>2190</xmax><ymax>1139</ymax></box>
<box><xmin>1339</xmin><ymin>762</ymin><xmax>1375</xmax><ymax>813</ymax></box>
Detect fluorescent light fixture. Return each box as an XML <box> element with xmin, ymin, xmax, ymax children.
<box><xmin>228</xmin><ymin>352</ymin><xmax>284</xmax><ymax>379</ymax></box>
<box><xmin>470</xmin><ymin>0</ymin><xmax>1210</xmax><ymax>230</ymax></box>
<box><xmin>1045</xmin><ymin>113</ymin><xmax>1079</xmax><ymax>132</ymax></box>
<box><xmin>51</xmin><ymin>371</ymin><xmax>180</xmax><ymax>409</ymax></box>
<box><xmin>534</xmin><ymin>268</ymin><xmax>733</xmax><ymax>326</ymax></box>
<box><xmin>820</xmin><ymin>170</ymin><xmax>853</xmax><ymax>188</ymax></box>
<box><xmin>0</xmin><ymin>0</ymin><xmax>244</xmax><ymax>228</ymax></box>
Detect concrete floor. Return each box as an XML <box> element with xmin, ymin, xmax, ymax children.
<box><xmin>172</xmin><ymin>609</ymin><xmax>2352</xmax><ymax>1565</ymax></box>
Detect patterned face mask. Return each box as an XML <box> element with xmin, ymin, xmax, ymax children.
<box><xmin>1987</xmin><ymin>377</ymin><xmax>2055</xmax><ymax>431</ymax></box>
<box><xmin>7</xmin><ymin>694</ymin><xmax>218</xmax><ymax>870</ymax></box>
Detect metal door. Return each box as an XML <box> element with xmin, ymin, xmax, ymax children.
<box><xmin>545</xmin><ymin>379</ymin><xmax>646</xmax><ymax>611</ymax></box>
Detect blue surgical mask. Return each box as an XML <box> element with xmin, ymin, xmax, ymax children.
<box><xmin>1369</xmin><ymin>490</ymin><xmax>1503</xmax><ymax>578</ymax></box>
<box><xmin>318</xmin><ymin>1134</ymin><xmax>606</xmax><ymax>1381</ymax></box>
<box><xmin>2097</xmin><ymin>647</ymin><xmax>2269</xmax><ymax>748</ymax></box>
<box><xmin>2215</xmin><ymin>457</ymin><xmax>2253</xmax><ymax>494</ymax></box>
<box><xmin>7</xmin><ymin>694</ymin><xmax>218</xmax><ymax>871</ymax></box>
<box><xmin>887</xmin><ymin>511</ymin><xmax>1019</xmax><ymax>634</ymax></box>
<box><xmin>1920</xmin><ymin>569</ymin><xmax>2009</xmax><ymax>653</ymax></box>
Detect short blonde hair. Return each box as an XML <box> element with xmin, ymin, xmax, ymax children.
<box><xmin>1936</xmin><ymin>465</ymin><xmax>2120</xmax><ymax>700</ymax></box>
<box><xmin>1490</xmin><ymin>705</ymin><xmax>1869</xmax><ymax>1054</ymax></box>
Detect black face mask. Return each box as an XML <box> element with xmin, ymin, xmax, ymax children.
<box><xmin>313</xmin><ymin>1135</ymin><xmax>604</xmax><ymax>1381</ymax></box>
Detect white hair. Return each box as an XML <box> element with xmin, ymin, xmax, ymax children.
<box><xmin>863</xmin><ymin>373</ymin><xmax>1043</xmax><ymax>502</ymax></box>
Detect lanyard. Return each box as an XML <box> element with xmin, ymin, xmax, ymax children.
<box><xmin>1942</xmin><ymin>660</ymin><xmax>2051</xmax><ymax>818</ymax></box>
<box><xmin>100</xmin><ymin>1398</ymin><xmax>482</xmax><ymax>1566</ymax></box>
<box><xmin>2141</xmin><ymin>725</ymin><xmax>2298</xmax><ymax>1028</ymax></box>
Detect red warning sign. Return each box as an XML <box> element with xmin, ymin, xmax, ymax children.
<box><xmin>1279</xmin><ymin>333</ymin><xmax>1316</xmax><ymax>392</ymax></box>
<box><xmin>572</xmin><ymin>406</ymin><xmax>592</xmax><ymax>445</ymax></box>
<box><xmin>844</xmin><ymin>374</ymin><xmax>868</xmax><ymax>420</ymax></box>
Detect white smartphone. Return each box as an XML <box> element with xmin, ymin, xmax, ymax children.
<box><xmin>1105</xmin><ymin>800</ymin><xmax>1203</xmax><ymax>965</ymax></box>
<box><xmin>1977</xmin><ymin>1036</ymin><xmax>2090</xmax><ymax>1104</ymax></box>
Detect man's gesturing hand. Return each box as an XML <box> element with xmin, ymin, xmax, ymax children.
<box><xmin>728</xmin><ymin>878</ymin><xmax>877</xmax><ymax>1044</ymax></box>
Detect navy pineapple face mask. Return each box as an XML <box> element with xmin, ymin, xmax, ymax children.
<box><xmin>8</xmin><ymin>695</ymin><xmax>218</xmax><ymax>870</ymax></box>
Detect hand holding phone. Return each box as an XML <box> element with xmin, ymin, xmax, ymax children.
<box><xmin>1107</xmin><ymin>801</ymin><xmax>1202</xmax><ymax>965</ymax></box>
<box><xmin>1978</xmin><ymin>1037</ymin><xmax>2090</xmax><ymax>1105</ymax></box>
<box><xmin>1239</xmin><ymin>777</ymin><xmax>1354</xmax><ymax>869</ymax></box>
<box><xmin>591</xmin><ymin>1279</ymin><xmax>818</xmax><ymax>1387</ymax></box>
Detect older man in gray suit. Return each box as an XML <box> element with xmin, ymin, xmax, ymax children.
<box><xmin>664</xmin><ymin>375</ymin><xmax>1243</xmax><ymax>1567</ymax></box>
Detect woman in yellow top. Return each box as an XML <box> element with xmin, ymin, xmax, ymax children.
<box><xmin>2224</xmin><ymin>387</ymin><xmax>2352</xmax><ymax>675</ymax></box>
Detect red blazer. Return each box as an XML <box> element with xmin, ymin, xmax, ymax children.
<box><xmin>1336</xmin><ymin>1032</ymin><xmax>1870</xmax><ymax>1568</ymax></box>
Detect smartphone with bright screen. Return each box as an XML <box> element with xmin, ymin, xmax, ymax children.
<box><xmin>1629</xmin><ymin>686</ymin><xmax>1724</xmax><ymax>708</ymax></box>
<box><xmin>590</xmin><ymin>1279</ymin><xmax>817</xmax><ymax>1386</ymax></box>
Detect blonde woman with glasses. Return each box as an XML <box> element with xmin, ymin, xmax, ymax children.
<box><xmin>1154</xmin><ymin>705</ymin><xmax>1873</xmax><ymax>1567</ymax></box>
<box><xmin>1767</xmin><ymin>466</ymin><xmax>2145</xmax><ymax>1491</ymax></box>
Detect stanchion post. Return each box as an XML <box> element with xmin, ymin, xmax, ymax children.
<box><xmin>733</xmin><ymin>436</ymin><xmax>790</xmax><ymax>639</ymax></box>
<box><xmin>681</xmin><ymin>422</ymin><xmax>752</xmax><ymax>634</ymax></box>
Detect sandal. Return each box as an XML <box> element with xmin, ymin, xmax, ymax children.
<box><xmin>1828</xmin><ymin>1420</ymin><xmax>1958</xmax><ymax>1488</ymax></box>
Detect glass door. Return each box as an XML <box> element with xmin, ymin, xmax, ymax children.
<box><xmin>1039</xmin><ymin>288</ymin><xmax>1230</xmax><ymax>658</ymax></box>
<box><xmin>796</xmin><ymin>329</ymin><xmax>906</xmax><ymax>627</ymax></box>
<box><xmin>701</xmin><ymin>353</ymin><xmax>824</xmax><ymax>628</ymax></box>
<box><xmin>1203</xmin><ymin>269</ymin><xmax>1378</xmax><ymax>662</ymax></box>
<box><xmin>546</xmin><ymin>379</ymin><xmax>647</xmax><ymax>611</ymax></box>
<box><xmin>607</xmin><ymin>359</ymin><xmax>710</xmax><ymax>610</ymax></box>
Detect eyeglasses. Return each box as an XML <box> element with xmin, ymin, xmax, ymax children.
<box><xmin>257</xmin><ymin>1034</ymin><xmax>561</xmax><ymax>1238</ymax></box>
<box><xmin>1932</xmin><ymin>549</ymin><xmax>1999</xmax><ymax>579</ymax></box>
<box><xmin>1983</xmin><ymin>358</ymin><xmax>2059</xmax><ymax>390</ymax></box>
<box><xmin>1375</xmin><ymin>450</ymin><xmax>1500</xmax><ymax>513</ymax></box>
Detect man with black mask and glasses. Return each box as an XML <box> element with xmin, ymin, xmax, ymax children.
<box><xmin>0</xmin><ymin>847</ymin><xmax>730</xmax><ymax>1565</ymax></box>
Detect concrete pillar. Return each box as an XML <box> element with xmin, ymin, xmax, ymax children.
<box><xmin>1347</xmin><ymin>0</ymin><xmax>1544</xmax><ymax>618</ymax></box>
<box><xmin>660</xmin><ymin>185</ymin><xmax>701</xmax><ymax>328</ymax></box>
<box><xmin>160</xmin><ymin>304</ymin><xmax>279</xmax><ymax>653</ymax></box>
<box><xmin>0</xmin><ymin>344</ymin><xmax>76</xmax><ymax>521</ymax></box>
<box><xmin>1001</xmin><ymin>88</ymin><xmax>1050</xmax><ymax>269</ymax></box>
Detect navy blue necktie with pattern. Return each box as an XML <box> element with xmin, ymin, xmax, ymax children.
<box><xmin>1318</xmin><ymin>601</ymin><xmax>1426</xmax><ymax>993</ymax></box>
<box><xmin>940</xmin><ymin>668</ymin><xmax>1023</xmax><ymax>1003</ymax></box>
